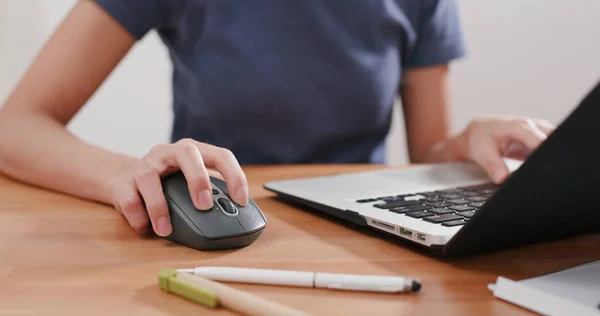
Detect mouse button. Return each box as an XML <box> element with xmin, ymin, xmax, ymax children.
<box><xmin>166</xmin><ymin>196</ymin><xmax>205</xmax><ymax>238</ymax></box>
<box><xmin>209</xmin><ymin>177</ymin><xmax>228</xmax><ymax>193</ymax></box>
<box><xmin>217</xmin><ymin>198</ymin><xmax>238</xmax><ymax>215</ymax></box>
<box><xmin>187</xmin><ymin>205</ymin><xmax>246</xmax><ymax>240</ymax></box>
<box><xmin>210</xmin><ymin>183</ymin><xmax>229</xmax><ymax>202</ymax></box>
<box><xmin>162</xmin><ymin>173</ymin><xmax>190</xmax><ymax>201</ymax></box>
<box><xmin>235</xmin><ymin>201</ymin><xmax>267</xmax><ymax>234</ymax></box>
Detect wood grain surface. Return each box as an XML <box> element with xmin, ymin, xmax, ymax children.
<box><xmin>1</xmin><ymin>164</ymin><xmax>599</xmax><ymax>316</ymax></box>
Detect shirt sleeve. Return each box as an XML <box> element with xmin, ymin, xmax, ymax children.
<box><xmin>404</xmin><ymin>0</ymin><xmax>467</xmax><ymax>68</ymax></box>
<box><xmin>92</xmin><ymin>0</ymin><xmax>182</xmax><ymax>40</ymax></box>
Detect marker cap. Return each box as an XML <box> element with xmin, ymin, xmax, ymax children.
<box><xmin>158</xmin><ymin>269</ymin><xmax>219</xmax><ymax>308</ymax></box>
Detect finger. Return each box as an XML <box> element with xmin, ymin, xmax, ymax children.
<box><xmin>193</xmin><ymin>143</ymin><xmax>249</xmax><ymax>206</ymax></box>
<box><xmin>171</xmin><ymin>141</ymin><xmax>214</xmax><ymax>211</ymax></box>
<box><xmin>470</xmin><ymin>138</ymin><xmax>510</xmax><ymax>184</ymax></box>
<box><xmin>134</xmin><ymin>162</ymin><xmax>172</xmax><ymax>237</ymax></box>
<box><xmin>506</xmin><ymin>119</ymin><xmax>547</xmax><ymax>151</ymax></box>
<box><xmin>534</xmin><ymin>119</ymin><xmax>556</xmax><ymax>135</ymax></box>
<box><xmin>207</xmin><ymin>169</ymin><xmax>224</xmax><ymax>181</ymax></box>
<box><xmin>115</xmin><ymin>181</ymin><xmax>150</xmax><ymax>234</ymax></box>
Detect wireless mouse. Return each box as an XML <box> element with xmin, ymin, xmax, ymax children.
<box><xmin>160</xmin><ymin>172</ymin><xmax>267</xmax><ymax>250</ymax></box>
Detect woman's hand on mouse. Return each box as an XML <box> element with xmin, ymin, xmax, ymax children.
<box><xmin>109</xmin><ymin>138</ymin><xmax>249</xmax><ymax>237</ymax></box>
<box><xmin>425</xmin><ymin>116</ymin><xmax>555</xmax><ymax>184</ymax></box>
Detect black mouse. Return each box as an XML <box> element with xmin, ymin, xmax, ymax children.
<box><xmin>160</xmin><ymin>172</ymin><xmax>267</xmax><ymax>250</ymax></box>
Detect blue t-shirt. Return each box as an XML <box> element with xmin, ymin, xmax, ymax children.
<box><xmin>93</xmin><ymin>0</ymin><xmax>465</xmax><ymax>164</ymax></box>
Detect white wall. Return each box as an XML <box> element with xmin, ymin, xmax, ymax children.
<box><xmin>0</xmin><ymin>1</ymin><xmax>43</xmax><ymax>101</ymax></box>
<box><xmin>2</xmin><ymin>0</ymin><xmax>600</xmax><ymax>163</ymax></box>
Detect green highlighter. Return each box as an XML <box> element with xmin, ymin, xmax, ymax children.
<box><xmin>158</xmin><ymin>268</ymin><xmax>312</xmax><ymax>316</ymax></box>
<box><xmin>158</xmin><ymin>269</ymin><xmax>218</xmax><ymax>308</ymax></box>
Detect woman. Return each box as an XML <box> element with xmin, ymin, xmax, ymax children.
<box><xmin>0</xmin><ymin>0</ymin><xmax>553</xmax><ymax>237</ymax></box>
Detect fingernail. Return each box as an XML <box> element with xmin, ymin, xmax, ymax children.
<box><xmin>197</xmin><ymin>190</ymin><xmax>214</xmax><ymax>210</ymax></box>
<box><xmin>235</xmin><ymin>185</ymin><xmax>249</xmax><ymax>206</ymax></box>
<box><xmin>157</xmin><ymin>216</ymin><xmax>172</xmax><ymax>236</ymax></box>
<box><xmin>492</xmin><ymin>168</ymin><xmax>507</xmax><ymax>183</ymax></box>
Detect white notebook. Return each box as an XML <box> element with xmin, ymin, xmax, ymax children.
<box><xmin>489</xmin><ymin>260</ymin><xmax>600</xmax><ymax>316</ymax></box>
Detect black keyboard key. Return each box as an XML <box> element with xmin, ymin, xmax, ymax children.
<box><xmin>442</xmin><ymin>219</ymin><xmax>467</xmax><ymax>227</ymax></box>
<box><xmin>480</xmin><ymin>188</ymin><xmax>497</xmax><ymax>194</ymax></box>
<box><xmin>404</xmin><ymin>204</ymin><xmax>433</xmax><ymax>211</ymax></box>
<box><xmin>467</xmin><ymin>196</ymin><xmax>488</xmax><ymax>202</ymax></box>
<box><xmin>441</xmin><ymin>193</ymin><xmax>463</xmax><ymax>199</ymax></box>
<box><xmin>469</xmin><ymin>202</ymin><xmax>485</xmax><ymax>208</ymax></box>
<box><xmin>460</xmin><ymin>191</ymin><xmax>481</xmax><ymax>197</ymax></box>
<box><xmin>389</xmin><ymin>204</ymin><xmax>432</xmax><ymax>213</ymax></box>
<box><xmin>457</xmin><ymin>210</ymin><xmax>476</xmax><ymax>218</ymax></box>
<box><xmin>389</xmin><ymin>207</ymin><xmax>412</xmax><ymax>214</ymax></box>
<box><xmin>436</xmin><ymin>188</ymin><xmax>464</xmax><ymax>194</ymax></box>
<box><xmin>379</xmin><ymin>195</ymin><xmax>404</xmax><ymax>202</ymax></box>
<box><xmin>447</xmin><ymin>199</ymin><xmax>471</xmax><ymax>205</ymax></box>
<box><xmin>423</xmin><ymin>214</ymin><xmax>463</xmax><ymax>223</ymax></box>
<box><xmin>403</xmin><ymin>195</ymin><xmax>427</xmax><ymax>200</ymax></box>
<box><xmin>449</xmin><ymin>205</ymin><xmax>476</xmax><ymax>212</ymax></box>
<box><xmin>426</xmin><ymin>201</ymin><xmax>452</xmax><ymax>208</ymax></box>
<box><xmin>405</xmin><ymin>211</ymin><xmax>435</xmax><ymax>218</ymax></box>
<box><xmin>357</xmin><ymin>198</ymin><xmax>377</xmax><ymax>203</ymax></box>
<box><xmin>429</xmin><ymin>208</ymin><xmax>454</xmax><ymax>215</ymax></box>
<box><xmin>373</xmin><ymin>200</ymin><xmax>422</xmax><ymax>209</ymax></box>
<box><xmin>424</xmin><ymin>196</ymin><xmax>445</xmax><ymax>202</ymax></box>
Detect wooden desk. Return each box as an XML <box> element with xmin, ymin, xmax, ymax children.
<box><xmin>1</xmin><ymin>164</ymin><xmax>599</xmax><ymax>316</ymax></box>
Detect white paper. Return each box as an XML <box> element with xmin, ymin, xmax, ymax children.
<box><xmin>489</xmin><ymin>260</ymin><xmax>600</xmax><ymax>316</ymax></box>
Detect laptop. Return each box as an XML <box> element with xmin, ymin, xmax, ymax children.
<box><xmin>264</xmin><ymin>78</ymin><xmax>600</xmax><ymax>257</ymax></box>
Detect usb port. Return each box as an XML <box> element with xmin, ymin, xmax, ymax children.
<box><xmin>417</xmin><ymin>233</ymin><xmax>426</xmax><ymax>241</ymax></box>
<box><xmin>371</xmin><ymin>220</ymin><xmax>395</xmax><ymax>231</ymax></box>
<box><xmin>399</xmin><ymin>228</ymin><xmax>413</xmax><ymax>237</ymax></box>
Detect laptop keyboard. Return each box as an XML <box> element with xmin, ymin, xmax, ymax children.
<box><xmin>355</xmin><ymin>183</ymin><xmax>498</xmax><ymax>227</ymax></box>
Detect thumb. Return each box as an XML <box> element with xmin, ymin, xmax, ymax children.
<box><xmin>471</xmin><ymin>139</ymin><xmax>510</xmax><ymax>184</ymax></box>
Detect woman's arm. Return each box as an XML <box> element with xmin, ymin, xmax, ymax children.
<box><xmin>0</xmin><ymin>0</ymin><xmax>138</xmax><ymax>204</ymax></box>
<box><xmin>400</xmin><ymin>64</ymin><xmax>458</xmax><ymax>163</ymax></box>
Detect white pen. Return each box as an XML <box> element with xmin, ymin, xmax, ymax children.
<box><xmin>177</xmin><ymin>266</ymin><xmax>421</xmax><ymax>293</ymax></box>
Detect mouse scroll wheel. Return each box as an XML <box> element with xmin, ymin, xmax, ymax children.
<box><xmin>218</xmin><ymin>198</ymin><xmax>238</xmax><ymax>214</ymax></box>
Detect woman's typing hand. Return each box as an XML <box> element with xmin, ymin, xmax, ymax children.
<box><xmin>455</xmin><ymin>116</ymin><xmax>555</xmax><ymax>183</ymax></box>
